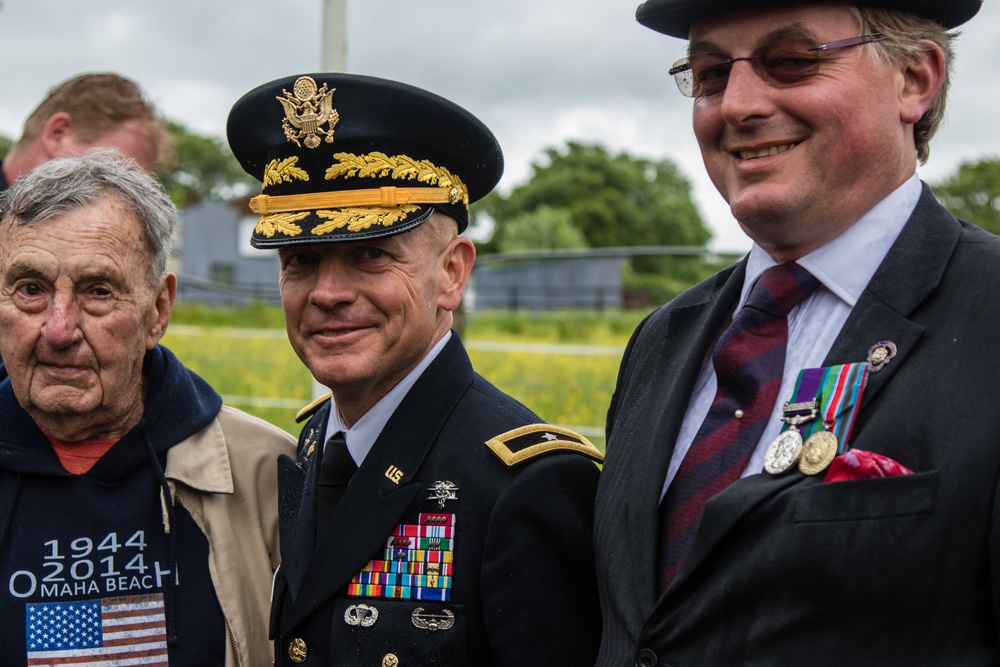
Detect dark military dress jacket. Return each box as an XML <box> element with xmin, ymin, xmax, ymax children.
<box><xmin>271</xmin><ymin>334</ymin><xmax>603</xmax><ymax>666</ymax></box>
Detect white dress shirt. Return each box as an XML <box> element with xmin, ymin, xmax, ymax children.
<box><xmin>324</xmin><ymin>331</ymin><xmax>452</xmax><ymax>466</ymax></box>
<box><xmin>661</xmin><ymin>174</ymin><xmax>922</xmax><ymax>499</ymax></box>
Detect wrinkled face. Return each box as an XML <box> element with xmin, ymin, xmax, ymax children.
<box><xmin>691</xmin><ymin>5</ymin><xmax>918</xmax><ymax>260</ymax></box>
<box><xmin>0</xmin><ymin>198</ymin><xmax>173</xmax><ymax>440</ymax></box>
<box><xmin>278</xmin><ymin>215</ymin><xmax>467</xmax><ymax>420</ymax></box>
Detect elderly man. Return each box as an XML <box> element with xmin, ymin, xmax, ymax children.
<box><xmin>594</xmin><ymin>0</ymin><xmax>999</xmax><ymax>664</ymax></box>
<box><xmin>0</xmin><ymin>151</ymin><xmax>295</xmax><ymax>666</ymax></box>
<box><xmin>227</xmin><ymin>73</ymin><xmax>604</xmax><ymax>666</ymax></box>
<box><xmin>1</xmin><ymin>72</ymin><xmax>171</xmax><ymax>189</ymax></box>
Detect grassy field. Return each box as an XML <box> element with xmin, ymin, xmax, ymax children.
<box><xmin>161</xmin><ymin>306</ymin><xmax>653</xmax><ymax>448</ymax></box>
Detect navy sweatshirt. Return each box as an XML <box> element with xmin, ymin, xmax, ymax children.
<box><xmin>0</xmin><ymin>346</ymin><xmax>227</xmax><ymax>666</ymax></box>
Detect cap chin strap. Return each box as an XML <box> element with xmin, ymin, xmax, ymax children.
<box><xmin>250</xmin><ymin>185</ymin><xmax>463</xmax><ymax>215</ymax></box>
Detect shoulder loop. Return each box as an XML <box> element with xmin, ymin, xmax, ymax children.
<box><xmin>296</xmin><ymin>392</ymin><xmax>332</xmax><ymax>423</ymax></box>
<box><xmin>486</xmin><ymin>424</ymin><xmax>604</xmax><ymax>467</ymax></box>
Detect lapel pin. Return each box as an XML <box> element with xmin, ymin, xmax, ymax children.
<box><xmin>867</xmin><ymin>340</ymin><xmax>897</xmax><ymax>372</ymax></box>
<box><xmin>427</xmin><ymin>481</ymin><xmax>459</xmax><ymax>508</ymax></box>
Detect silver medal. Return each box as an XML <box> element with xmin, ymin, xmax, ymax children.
<box><xmin>764</xmin><ymin>428</ymin><xmax>803</xmax><ymax>474</ymax></box>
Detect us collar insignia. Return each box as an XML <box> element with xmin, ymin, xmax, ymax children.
<box><xmin>427</xmin><ymin>481</ymin><xmax>459</xmax><ymax>508</ymax></box>
<box><xmin>867</xmin><ymin>340</ymin><xmax>897</xmax><ymax>372</ymax></box>
<box><xmin>277</xmin><ymin>76</ymin><xmax>340</xmax><ymax>149</ymax></box>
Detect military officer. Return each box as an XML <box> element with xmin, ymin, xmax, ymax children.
<box><xmin>227</xmin><ymin>73</ymin><xmax>604</xmax><ymax>666</ymax></box>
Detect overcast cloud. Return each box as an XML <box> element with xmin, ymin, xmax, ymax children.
<box><xmin>1</xmin><ymin>0</ymin><xmax>997</xmax><ymax>252</ymax></box>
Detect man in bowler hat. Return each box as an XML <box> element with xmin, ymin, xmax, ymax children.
<box><xmin>228</xmin><ymin>73</ymin><xmax>603</xmax><ymax>666</ymax></box>
<box><xmin>593</xmin><ymin>0</ymin><xmax>1000</xmax><ymax>664</ymax></box>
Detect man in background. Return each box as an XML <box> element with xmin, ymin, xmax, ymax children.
<box><xmin>1</xmin><ymin>72</ymin><xmax>171</xmax><ymax>189</ymax></box>
<box><xmin>594</xmin><ymin>0</ymin><xmax>1000</xmax><ymax>664</ymax></box>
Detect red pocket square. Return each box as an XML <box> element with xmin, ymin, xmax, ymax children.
<box><xmin>824</xmin><ymin>449</ymin><xmax>913</xmax><ymax>482</ymax></box>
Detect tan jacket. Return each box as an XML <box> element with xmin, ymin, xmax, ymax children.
<box><xmin>164</xmin><ymin>405</ymin><xmax>296</xmax><ymax>667</ymax></box>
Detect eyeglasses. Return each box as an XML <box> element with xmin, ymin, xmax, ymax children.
<box><xmin>669</xmin><ymin>34</ymin><xmax>886</xmax><ymax>98</ymax></box>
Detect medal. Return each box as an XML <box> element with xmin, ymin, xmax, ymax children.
<box><xmin>791</xmin><ymin>362</ymin><xmax>871</xmax><ymax>474</ymax></box>
<box><xmin>799</xmin><ymin>426</ymin><xmax>839</xmax><ymax>475</ymax></box>
<box><xmin>764</xmin><ymin>429</ymin><xmax>803</xmax><ymax>474</ymax></box>
<box><xmin>764</xmin><ymin>399</ymin><xmax>818</xmax><ymax>474</ymax></box>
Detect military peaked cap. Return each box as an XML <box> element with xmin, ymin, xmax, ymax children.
<box><xmin>227</xmin><ymin>73</ymin><xmax>503</xmax><ymax>248</ymax></box>
<box><xmin>636</xmin><ymin>0</ymin><xmax>982</xmax><ymax>38</ymax></box>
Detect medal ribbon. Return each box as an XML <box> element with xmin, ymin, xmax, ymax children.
<box><xmin>780</xmin><ymin>366</ymin><xmax>824</xmax><ymax>426</ymax></box>
<box><xmin>795</xmin><ymin>363</ymin><xmax>870</xmax><ymax>452</ymax></box>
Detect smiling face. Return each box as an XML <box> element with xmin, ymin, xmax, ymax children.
<box><xmin>0</xmin><ymin>197</ymin><xmax>175</xmax><ymax>441</ymax></box>
<box><xmin>691</xmin><ymin>5</ymin><xmax>925</xmax><ymax>261</ymax></box>
<box><xmin>278</xmin><ymin>213</ymin><xmax>474</xmax><ymax>425</ymax></box>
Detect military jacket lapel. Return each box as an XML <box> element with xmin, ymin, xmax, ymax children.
<box><xmin>282</xmin><ymin>335</ymin><xmax>476</xmax><ymax>631</ymax></box>
<box><xmin>277</xmin><ymin>415</ymin><xmax>328</xmax><ymax>603</ymax></box>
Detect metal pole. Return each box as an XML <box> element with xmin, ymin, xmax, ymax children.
<box><xmin>321</xmin><ymin>0</ymin><xmax>348</xmax><ymax>72</ymax></box>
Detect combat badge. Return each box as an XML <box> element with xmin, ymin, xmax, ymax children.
<box><xmin>277</xmin><ymin>76</ymin><xmax>339</xmax><ymax>149</ymax></box>
<box><xmin>411</xmin><ymin>607</ymin><xmax>455</xmax><ymax>631</ymax></box>
<box><xmin>427</xmin><ymin>481</ymin><xmax>459</xmax><ymax>508</ymax></box>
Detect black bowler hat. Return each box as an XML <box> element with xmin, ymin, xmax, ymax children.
<box><xmin>636</xmin><ymin>0</ymin><xmax>982</xmax><ymax>38</ymax></box>
<box><xmin>227</xmin><ymin>73</ymin><xmax>503</xmax><ymax>248</ymax></box>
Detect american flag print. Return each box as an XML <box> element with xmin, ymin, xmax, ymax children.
<box><xmin>25</xmin><ymin>593</ymin><xmax>168</xmax><ymax>666</ymax></box>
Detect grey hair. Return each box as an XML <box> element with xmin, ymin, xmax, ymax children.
<box><xmin>851</xmin><ymin>5</ymin><xmax>957</xmax><ymax>164</ymax></box>
<box><xmin>0</xmin><ymin>149</ymin><xmax>176</xmax><ymax>285</ymax></box>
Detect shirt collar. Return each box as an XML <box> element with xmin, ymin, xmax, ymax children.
<box><xmin>325</xmin><ymin>330</ymin><xmax>452</xmax><ymax>465</ymax></box>
<box><xmin>742</xmin><ymin>173</ymin><xmax>921</xmax><ymax>308</ymax></box>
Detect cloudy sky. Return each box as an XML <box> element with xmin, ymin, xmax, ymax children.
<box><xmin>1</xmin><ymin>0</ymin><xmax>997</xmax><ymax>252</ymax></box>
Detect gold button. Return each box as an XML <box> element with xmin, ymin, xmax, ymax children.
<box><xmin>734</xmin><ymin>409</ymin><xmax>745</xmax><ymax>419</ymax></box>
<box><xmin>382</xmin><ymin>653</ymin><xmax>399</xmax><ymax>667</ymax></box>
<box><xmin>288</xmin><ymin>637</ymin><xmax>308</xmax><ymax>663</ymax></box>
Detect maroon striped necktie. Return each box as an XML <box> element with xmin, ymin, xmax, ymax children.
<box><xmin>656</xmin><ymin>262</ymin><xmax>820</xmax><ymax>594</ymax></box>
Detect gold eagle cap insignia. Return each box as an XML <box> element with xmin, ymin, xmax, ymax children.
<box><xmin>277</xmin><ymin>76</ymin><xmax>340</xmax><ymax>149</ymax></box>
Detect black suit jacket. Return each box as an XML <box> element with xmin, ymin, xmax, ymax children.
<box><xmin>594</xmin><ymin>186</ymin><xmax>1000</xmax><ymax>666</ymax></box>
<box><xmin>272</xmin><ymin>334</ymin><xmax>603</xmax><ymax>666</ymax></box>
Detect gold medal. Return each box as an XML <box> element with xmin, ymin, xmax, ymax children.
<box><xmin>799</xmin><ymin>429</ymin><xmax>839</xmax><ymax>475</ymax></box>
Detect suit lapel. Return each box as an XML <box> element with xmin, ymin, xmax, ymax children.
<box><xmin>282</xmin><ymin>335</ymin><xmax>476</xmax><ymax>631</ymax></box>
<box><xmin>824</xmin><ymin>186</ymin><xmax>959</xmax><ymax>411</ymax></box>
<box><xmin>605</xmin><ymin>263</ymin><xmax>746</xmax><ymax>614</ymax></box>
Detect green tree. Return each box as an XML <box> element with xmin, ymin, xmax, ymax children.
<box><xmin>474</xmin><ymin>142</ymin><xmax>713</xmax><ymax>295</ymax></box>
<box><xmin>160</xmin><ymin>121</ymin><xmax>258</xmax><ymax>207</ymax></box>
<box><xmin>0</xmin><ymin>133</ymin><xmax>12</xmax><ymax>159</ymax></box>
<box><xmin>497</xmin><ymin>205</ymin><xmax>589</xmax><ymax>253</ymax></box>
<box><xmin>480</xmin><ymin>142</ymin><xmax>708</xmax><ymax>253</ymax></box>
<box><xmin>933</xmin><ymin>157</ymin><xmax>1000</xmax><ymax>235</ymax></box>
